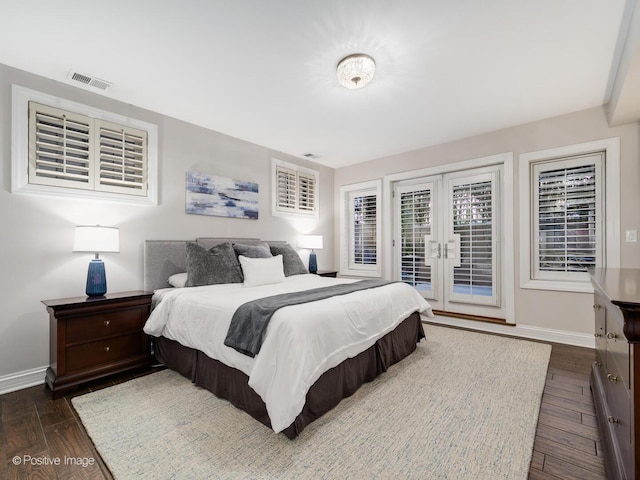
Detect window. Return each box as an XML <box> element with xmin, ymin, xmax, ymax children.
<box><xmin>271</xmin><ymin>159</ymin><xmax>319</xmax><ymax>217</ymax></box>
<box><xmin>12</xmin><ymin>85</ymin><xmax>158</xmax><ymax>205</ymax></box>
<box><xmin>519</xmin><ymin>138</ymin><xmax>620</xmax><ymax>292</ymax></box>
<box><xmin>533</xmin><ymin>156</ymin><xmax>601</xmax><ymax>279</ymax></box>
<box><xmin>29</xmin><ymin>102</ymin><xmax>147</xmax><ymax>196</ymax></box>
<box><xmin>340</xmin><ymin>180</ymin><xmax>381</xmax><ymax>277</ymax></box>
<box><xmin>353</xmin><ymin>193</ymin><xmax>377</xmax><ymax>265</ymax></box>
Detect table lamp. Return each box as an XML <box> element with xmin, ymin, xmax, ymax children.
<box><xmin>298</xmin><ymin>235</ymin><xmax>323</xmax><ymax>273</ymax></box>
<box><xmin>73</xmin><ymin>225</ymin><xmax>120</xmax><ymax>296</ymax></box>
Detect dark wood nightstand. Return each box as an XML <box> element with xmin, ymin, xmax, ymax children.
<box><xmin>315</xmin><ymin>270</ymin><xmax>338</xmax><ymax>278</ymax></box>
<box><xmin>43</xmin><ymin>291</ymin><xmax>153</xmax><ymax>398</ymax></box>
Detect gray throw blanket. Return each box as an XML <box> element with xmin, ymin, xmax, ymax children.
<box><xmin>224</xmin><ymin>279</ymin><xmax>395</xmax><ymax>357</ymax></box>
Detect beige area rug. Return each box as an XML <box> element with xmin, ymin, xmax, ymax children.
<box><xmin>72</xmin><ymin>325</ymin><xmax>551</xmax><ymax>480</ymax></box>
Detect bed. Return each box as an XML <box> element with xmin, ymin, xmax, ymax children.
<box><xmin>143</xmin><ymin>237</ymin><xmax>432</xmax><ymax>438</ymax></box>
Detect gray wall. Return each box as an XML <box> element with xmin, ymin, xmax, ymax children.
<box><xmin>0</xmin><ymin>64</ymin><xmax>334</xmax><ymax>379</ymax></box>
<box><xmin>334</xmin><ymin>106</ymin><xmax>640</xmax><ymax>335</ymax></box>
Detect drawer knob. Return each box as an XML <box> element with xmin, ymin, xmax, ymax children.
<box><xmin>606</xmin><ymin>332</ymin><xmax>618</xmax><ymax>340</ymax></box>
<box><xmin>594</xmin><ymin>333</ymin><xmax>602</xmax><ymax>338</ymax></box>
<box><xmin>607</xmin><ymin>373</ymin><xmax>621</xmax><ymax>383</ymax></box>
<box><xmin>608</xmin><ymin>416</ymin><xmax>620</xmax><ymax>424</ymax></box>
<box><xmin>593</xmin><ymin>304</ymin><xmax>602</xmax><ymax>311</ymax></box>
<box><xmin>104</xmin><ymin>346</ymin><xmax>110</xmax><ymax>352</ymax></box>
<box><xmin>104</xmin><ymin>320</ymin><xmax>110</xmax><ymax>327</ymax></box>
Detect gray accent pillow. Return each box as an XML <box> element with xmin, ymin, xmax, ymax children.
<box><xmin>233</xmin><ymin>242</ymin><xmax>272</xmax><ymax>259</ymax></box>
<box><xmin>268</xmin><ymin>243</ymin><xmax>308</xmax><ymax>276</ymax></box>
<box><xmin>185</xmin><ymin>241</ymin><xmax>243</xmax><ymax>287</ymax></box>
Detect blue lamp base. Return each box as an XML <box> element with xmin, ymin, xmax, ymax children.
<box><xmin>308</xmin><ymin>250</ymin><xmax>318</xmax><ymax>274</ymax></box>
<box><xmin>86</xmin><ymin>259</ymin><xmax>107</xmax><ymax>296</ymax></box>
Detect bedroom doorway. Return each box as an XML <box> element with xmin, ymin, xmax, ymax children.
<box><xmin>393</xmin><ymin>165</ymin><xmax>506</xmax><ymax>320</ymax></box>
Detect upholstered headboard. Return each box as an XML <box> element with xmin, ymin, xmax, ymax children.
<box><xmin>143</xmin><ymin>237</ymin><xmax>288</xmax><ymax>292</ymax></box>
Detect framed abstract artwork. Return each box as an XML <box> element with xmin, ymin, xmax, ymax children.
<box><xmin>186</xmin><ymin>170</ymin><xmax>259</xmax><ymax>219</ymax></box>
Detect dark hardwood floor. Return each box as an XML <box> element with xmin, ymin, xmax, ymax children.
<box><xmin>529</xmin><ymin>343</ymin><xmax>606</xmax><ymax>480</ymax></box>
<box><xmin>0</xmin><ymin>341</ymin><xmax>606</xmax><ymax>480</ymax></box>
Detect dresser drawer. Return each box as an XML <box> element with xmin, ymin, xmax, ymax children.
<box><xmin>65</xmin><ymin>332</ymin><xmax>146</xmax><ymax>372</ymax></box>
<box><xmin>605</xmin><ymin>308</ymin><xmax>630</xmax><ymax>389</ymax></box>
<box><xmin>66</xmin><ymin>308</ymin><xmax>145</xmax><ymax>344</ymax></box>
<box><xmin>606</xmin><ymin>379</ymin><xmax>632</xmax><ymax>479</ymax></box>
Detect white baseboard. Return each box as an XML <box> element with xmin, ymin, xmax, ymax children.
<box><xmin>0</xmin><ymin>366</ymin><xmax>47</xmax><ymax>396</ymax></box>
<box><xmin>427</xmin><ymin>314</ymin><xmax>595</xmax><ymax>348</ymax></box>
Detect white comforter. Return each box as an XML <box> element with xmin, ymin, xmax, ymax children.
<box><xmin>144</xmin><ymin>274</ymin><xmax>433</xmax><ymax>433</ymax></box>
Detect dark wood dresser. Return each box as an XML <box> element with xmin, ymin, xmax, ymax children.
<box><xmin>590</xmin><ymin>268</ymin><xmax>640</xmax><ymax>480</ymax></box>
<box><xmin>43</xmin><ymin>290</ymin><xmax>153</xmax><ymax>398</ymax></box>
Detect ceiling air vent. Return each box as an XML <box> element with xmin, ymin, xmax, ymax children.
<box><xmin>68</xmin><ymin>71</ymin><xmax>113</xmax><ymax>91</ymax></box>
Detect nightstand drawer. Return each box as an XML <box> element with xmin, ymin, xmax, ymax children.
<box><xmin>66</xmin><ymin>332</ymin><xmax>146</xmax><ymax>372</ymax></box>
<box><xmin>66</xmin><ymin>308</ymin><xmax>145</xmax><ymax>344</ymax></box>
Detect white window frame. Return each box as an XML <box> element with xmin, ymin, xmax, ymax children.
<box><xmin>339</xmin><ymin>179</ymin><xmax>382</xmax><ymax>277</ymax></box>
<box><xmin>519</xmin><ymin>138</ymin><xmax>620</xmax><ymax>293</ymax></box>
<box><xmin>11</xmin><ymin>85</ymin><xmax>158</xmax><ymax>205</ymax></box>
<box><xmin>271</xmin><ymin>158</ymin><xmax>319</xmax><ymax>218</ymax></box>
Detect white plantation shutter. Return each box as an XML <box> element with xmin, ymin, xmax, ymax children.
<box><xmin>298</xmin><ymin>172</ymin><xmax>316</xmax><ymax>212</ymax></box>
<box><xmin>352</xmin><ymin>193</ymin><xmax>377</xmax><ymax>265</ymax></box>
<box><xmin>276</xmin><ymin>165</ymin><xmax>297</xmax><ymax>211</ymax></box>
<box><xmin>450</xmin><ymin>178</ymin><xmax>496</xmax><ymax>302</ymax></box>
<box><xmin>28</xmin><ymin>102</ymin><xmax>93</xmax><ymax>189</ymax></box>
<box><xmin>399</xmin><ymin>188</ymin><xmax>433</xmax><ymax>289</ymax></box>
<box><xmin>273</xmin><ymin>160</ymin><xmax>318</xmax><ymax>216</ymax></box>
<box><xmin>97</xmin><ymin>121</ymin><xmax>147</xmax><ymax>196</ymax></box>
<box><xmin>27</xmin><ymin>101</ymin><xmax>150</xmax><ymax>198</ymax></box>
<box><xmin>533</xmin><ymin>153</ymin><xmax>603</xmax><ymax>279</ymax></box>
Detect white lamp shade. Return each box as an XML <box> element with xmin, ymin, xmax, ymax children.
<box><xmin>298</xmin><ymin>235</ymin><xmax>323</xmax><ymax>250</ymax></box>
<box><xmin>73</xmin><ymin>226</ymin><xmax>120</xmax><ymax>253</ymax></box>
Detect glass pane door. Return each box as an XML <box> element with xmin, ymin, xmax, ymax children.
<box><xmin>445</xmin><ymin>172</ymin><xmax>499</xmax><ymax>307</ymax></box>
<box><xmin>394</xmin><ymin>166</ymin><xmax>504</xmax><ymax>319</ymax></box>
<box><xmin>395</xmin><ymin>180</ymin><xmax>441</xmax><ymax>308</ymax></box>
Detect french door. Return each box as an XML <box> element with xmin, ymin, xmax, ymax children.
<box><xmin>394</xmin><ymin>166</ymin><xmax>505</xmax><ymax>319</ymax></box>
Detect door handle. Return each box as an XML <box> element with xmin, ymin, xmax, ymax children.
<box><xmin>424</xmin><ymin>237</ymin><xmax>441</xmax><ymax>261</ymax></box>
<box><xmin>428</xmin><ymin>240</ymin><xmax>441</xmax><ymax>259</ymax></box>
<box><xmin>444</xmin><ymin>235</ymin><xmax>461</xmax><ymax>267</ymax></box>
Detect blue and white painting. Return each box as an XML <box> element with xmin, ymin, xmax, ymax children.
<box><xmin>186</xmin><ymin>170</ymin><xmax>259</xmax><ymax>220</ymax></box>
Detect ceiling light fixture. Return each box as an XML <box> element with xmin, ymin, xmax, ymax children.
<box><xmin>336</xmin><ymin>53</ymin><xmax>376</xmax><ymax>90</ymax></box>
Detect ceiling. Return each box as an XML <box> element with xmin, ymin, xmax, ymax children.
<box><xmin>0</xmin><ymin>0</ymin><xmax>634</xmax><ymax>168</ymax></box>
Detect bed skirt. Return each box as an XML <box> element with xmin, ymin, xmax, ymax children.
<box><xmin>154</xmin><ymin>311</ymin><xmax>425</xmax><ymax>439</ymax></box>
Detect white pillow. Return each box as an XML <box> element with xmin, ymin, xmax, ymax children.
<box><xmin>239</xmin><ymin>255</ymin><xmax>285</xmax><ymax>287</ymax></box>
<box><xmin>168</xmin><ymin>272</ymin><xmax>188</xmax><ymax>288</ymax></box>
